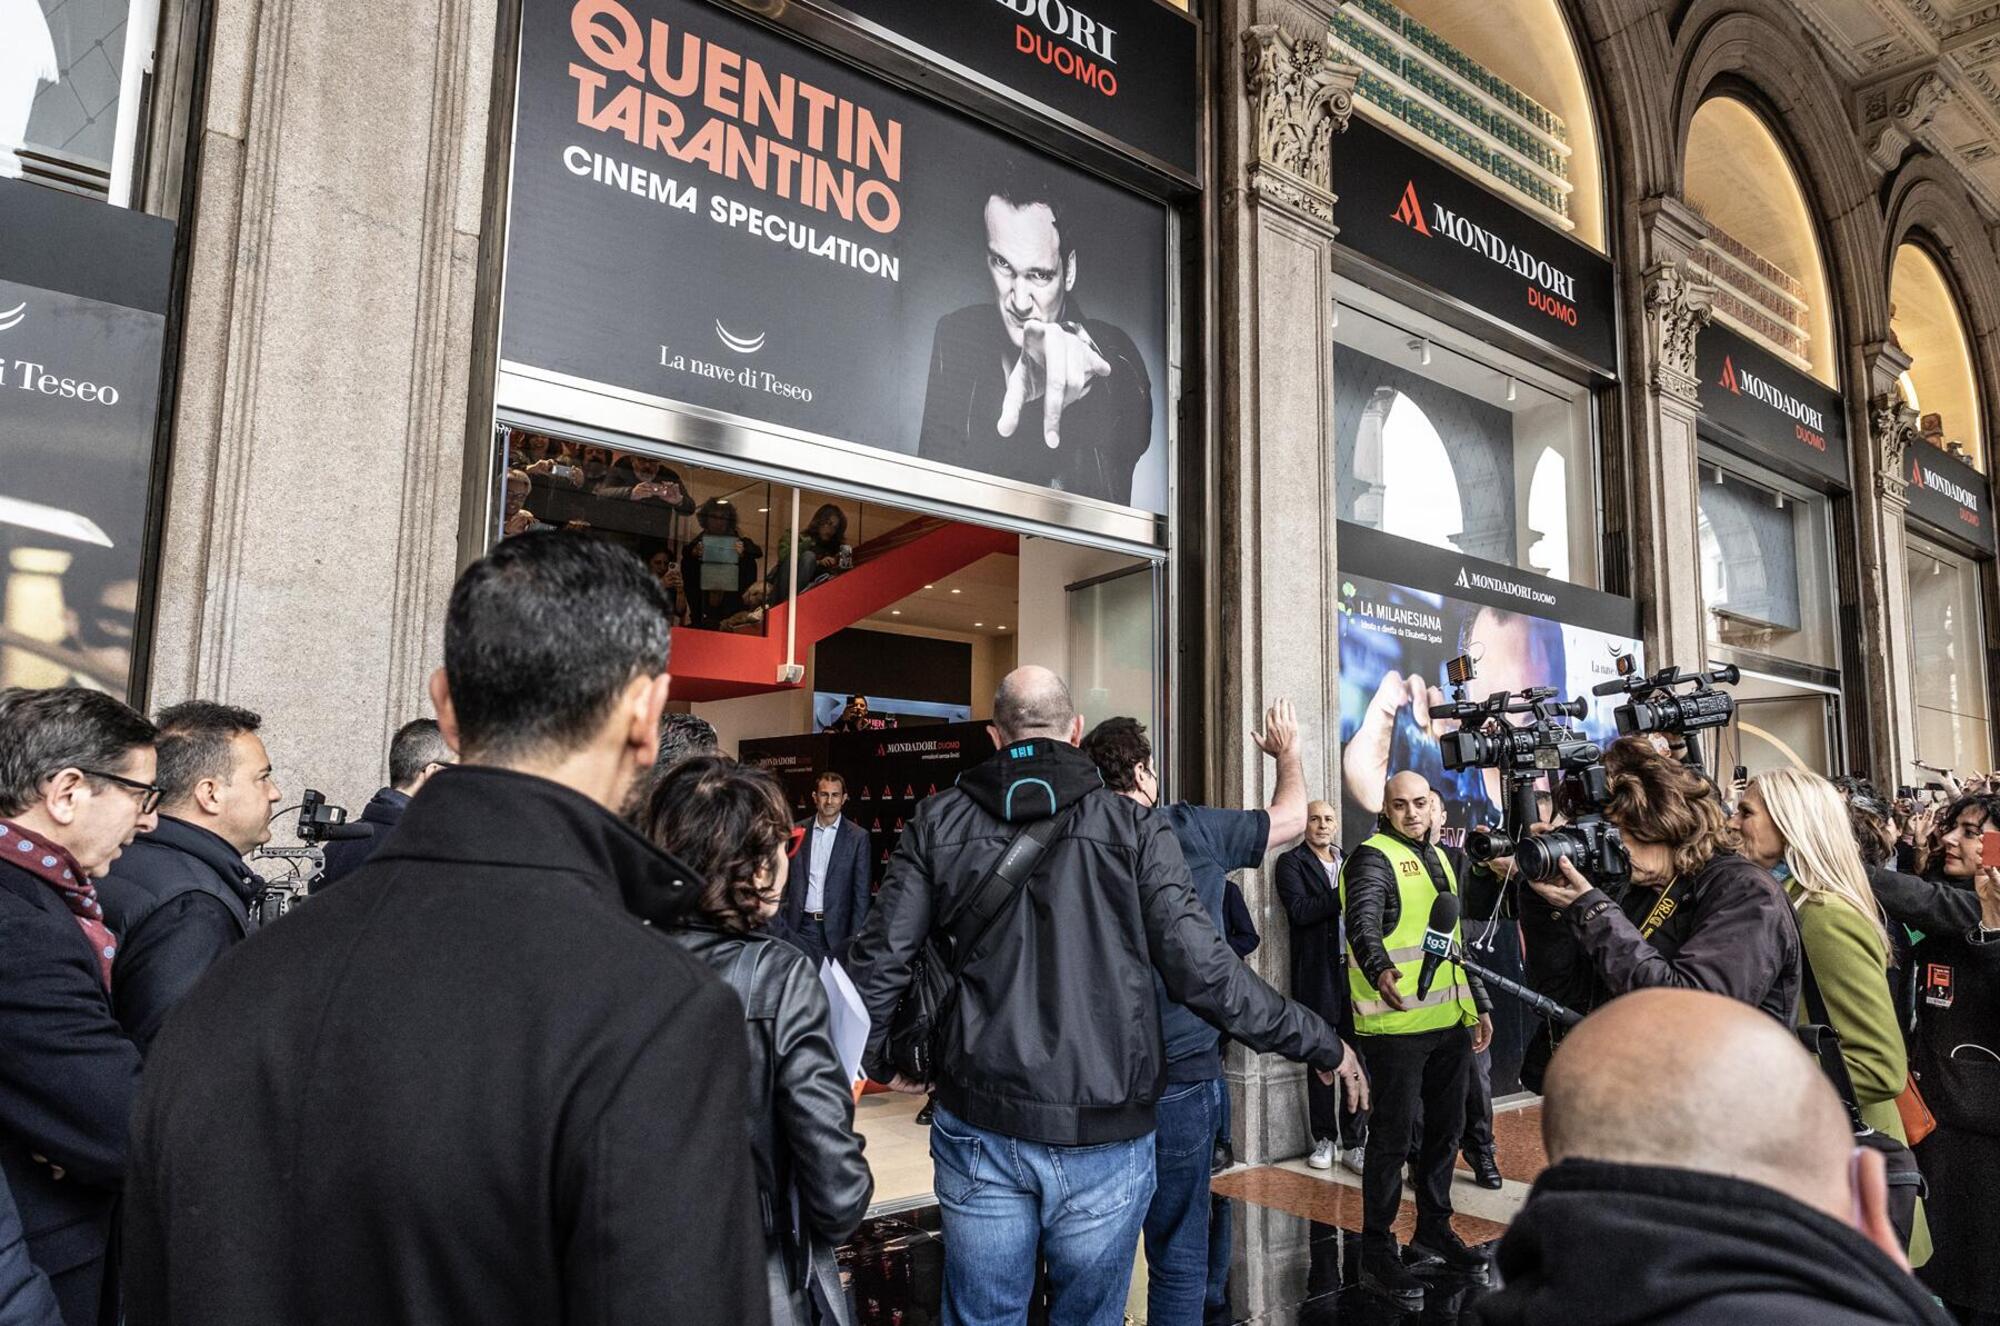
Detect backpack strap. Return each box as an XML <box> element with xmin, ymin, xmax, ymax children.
<box><xmin>1797</xmin><ymin>944</ymin><xmax>1871</xmax><ymax>1136</ymax></box>
<box><xmin>937</xmin><ymin>803</ymin><xmax>1081</xmax><ymax>979</ymax></box>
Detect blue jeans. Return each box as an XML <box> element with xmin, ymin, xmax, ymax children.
<box><xmin>1143</xmin><ymin>1080</ymin><xmax>1222</xmax><ymax>1326</ymax></box>
<box><xmin>929</xmin><ymin>1104</ymin><xmax>1156</xmax><ymax>1326</ymax></box>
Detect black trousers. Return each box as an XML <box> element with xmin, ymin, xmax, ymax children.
<box><xmin>1308</xmin><ymin>999</ymin><xmax>1370</xmax><ymax>1147</ymax></box>
<box><xmin>1461</xmin><ymin>1045</ymin><xmax>1494</xmax><ymax>1153</ymax></box>
<box><xmin>1355</xmin><ymin>1026</ymin><xmax>1472</xmax><ymax>1247</ymax></box>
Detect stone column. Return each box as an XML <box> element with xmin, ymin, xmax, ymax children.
<box><xmin>146</xmin><ymin>0</ymin><xmax>499</xmax><ymax>810</ymax></box>
<box><xmin>1631</xmin><ymin>197</ymin><xmax>1715</xmax><ymax>671</ymax></box>
<box><xmin>1859</xmin><ymin>342</ymin><xmax>1922</xmax><ymax>787</ymax></box>
<box><xmin>1213</xmin><ymin>0</ymin><xmax>1356</xmax><ymax>1177</ymax></box>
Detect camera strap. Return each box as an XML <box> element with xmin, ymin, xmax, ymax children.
<box><xmin>1637</xmin><ymin>876</ymin><xmax>1681</xmax><ymax>940</ymax></box>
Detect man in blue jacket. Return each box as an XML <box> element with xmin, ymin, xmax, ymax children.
<box><xmin>780</xmin><ymin>771</ymin><xmax>872</xmax><ymax>968</ymax></box>
<box><xmin>317</xmin><ymin>718</ymin><xmax>453</xmax><ymax>890</ymax></box>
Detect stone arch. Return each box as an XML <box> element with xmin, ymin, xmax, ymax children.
<box><xmin>1669</xmin><ymin>0</ymin><xmax>1891</xmax><ymax>354</ymax></box>
<box><xmin>1883</xmin><ymin>155</ymin><xmax>2000</xmax><ymax>430</ymax></box>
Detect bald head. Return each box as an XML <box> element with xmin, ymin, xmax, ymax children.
<box><xmin>1382</xmin><ymin>771</ymin><xmax>1433</xmax><ymax>841</ymax></box>
<box><xmin>1543</xmin><ymin>989</ymin><xmax>1854</xmax><ymax>1220</ymax></box>
<box><xmin>992</xmin><ymin>666</ymin><xmax>1081</xmax><ymax>745</ymax></box>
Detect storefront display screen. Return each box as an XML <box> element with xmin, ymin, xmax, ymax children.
<box><xmin>828</xmin><ymin>0</ymin><xmax>1198</xmax><ymax>177</ymax></box>
<box><xmin>1696</xmin><ymin>323</ymin><xmax>1847</xmax><ymax>488</ymax></box>
<box><xmin>503</xmin><ymin>0</ymin><xmax>1172</xmax><ymax>513</ymax></box>
<box><xmin>0</xmin><ymin>178</ymin><xmax>174</xmax><ymax>698</ymax></box>
<box><xmin>1334</xmin><ymin>118</ymin><xmax>1616</xmax><ymax>375</ymax></box>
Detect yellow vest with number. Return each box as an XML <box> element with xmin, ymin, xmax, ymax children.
<box><xmin>1339</xmin><ymin>833</ymin><xmax>1478</xmax><ymax>1035</ymax></box>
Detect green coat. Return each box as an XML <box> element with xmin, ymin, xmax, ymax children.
<box><xmin>1789</xmin><ymin>885</ymin><xmax>1931</xmax><ymax>1265</ymax></box>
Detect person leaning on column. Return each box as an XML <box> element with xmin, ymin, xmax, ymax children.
<box><xmin>1341</xmin><ymin>771</ymin><xmax>1494</xmax><ymax>1311</ymax></box>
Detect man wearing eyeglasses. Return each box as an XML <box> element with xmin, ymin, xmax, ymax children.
<box><xmin>98</xmin><ymin>702</ymin><xmax>281</xmax><ymax>1053</ymax></box>
<box><xmin>0</xmin><ymin>685</ymin><xmax>157</xmax><ymax>1326</ymax></box>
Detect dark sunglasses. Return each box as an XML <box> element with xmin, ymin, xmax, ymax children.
<box><xmin>76</xmin><ymin>768</ymin><xmax>163</xmax><ymax>814</ymax></box>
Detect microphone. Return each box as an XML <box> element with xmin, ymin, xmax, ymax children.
<box><xmin>1415</xmin><ymin>892</ymin><xmax>1460</xmax><ymax>1000</ymax></box>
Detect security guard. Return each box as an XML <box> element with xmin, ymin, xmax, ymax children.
<box><xmin>1340</xmin><ymin>770</ymin><xmax>1494</xmax><ymax>1309</ymax></box>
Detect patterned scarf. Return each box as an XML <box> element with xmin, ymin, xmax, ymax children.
<box><xmin>0</xmin><ymin>821</ymin><xmax>117</xmax><ymax>989</ymax></box>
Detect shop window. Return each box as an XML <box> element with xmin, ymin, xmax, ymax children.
<box><xmin>1891</xmin><ymin>244</ymin><xmax>1984</xmax><ymax>472</ymax></box>
<box><xmin>1697</xmin><ymin>462</ymin><xmax>1836</xmax><ymax>672</ymax></box>
<box><xmin>1</xmin><ymin>0</ymin><xmax>160</xmax><ymax>204</ymax></box>
<box><xmin>1067</xmin><ymin>564</ymin><xmax>1158</xmax><ymax>738</ymax></box>
<box><xmin>1335</xmin><ymin>297</ymin><xmax>1598</xmax><ymax>586</ymax></box>
<box><xmin>1907</xmin><ymin>536</ymin><xmax>1992</xmax><ymax>777</ymax></box>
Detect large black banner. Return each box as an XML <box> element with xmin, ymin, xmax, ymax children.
<box><xmin>503</xmin><ymin>0</ymin><xmax>1172</xmax><ymax>513</ymax></box>
<box><xmin>0</xmin><ymin>178</ymin><xmax>174</xmax><ymax>699</ymax></box>
<box><xmin>828</xmin><ymin>0</ymin><xmax>1198</xmax><ymax>177</ymax></box>
<box><xmin>1334</xmin><ymin>117</ymin><xmax>1617</xmax><ymax>375</ymax></box>
<box><xmin>1697</xmin><ymin>323</ymin><xmax>1848</xmax><ymax>489</ymax></box>
<box><xmin>1907</xmin><ymin>444</ymin><xmax>1997</xmax><ymax>555</ymax></box>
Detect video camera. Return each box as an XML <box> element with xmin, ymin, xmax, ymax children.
<box><xmin>1592</xmin><ymin>658</ymin><xmax>1740</xmax><ymax>769</ymax></box>
<box><xmin>250</xmin><ymin>789</ymin><xmax>368</xmax><ymax>924</ymax></box>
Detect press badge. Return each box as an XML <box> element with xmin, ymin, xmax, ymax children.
<box><xmin>1923</xmin><ymin>963</ymin><xmax>1955</xmax><ymax>1009</ymax></box>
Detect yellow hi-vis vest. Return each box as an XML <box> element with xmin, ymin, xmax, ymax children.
<box><xmin>1339</xmin><ymin>833</ymin><xmax>1479</xmax><ymax>1036</ymax></box>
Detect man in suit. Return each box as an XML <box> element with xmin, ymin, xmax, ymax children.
<box><xmin>916</xmin><ymin>163</ymin><xmax>1153</xmax><ymax>505</ymax></box>
<box><xmin>1276</xmin><ymin>799</ymin><xmax>1369</xmax><ymax>1175</ymax></box>
<box><xmin>316</xmin><ymin>717</ymin><xmax>452</xmax><ymax>889</ymax></box>
<box><xmin>97</xmin><ymin>701</ymin><xmax>281</xmax><ymax>1051</ymax></box>
<box><xmin>783</xmin><ymin>771</ymin><xmax>871</xmax><ymax>968</ymax></box>
<box><xmin>0</xmin><ymin>686</ymin><xmax>156</xmax><ymax>1326</ymax></box>
<box><xmin>123</xmin><ymin>532</ymin><xmax>768</xmax><ymax>1326</ymax></box>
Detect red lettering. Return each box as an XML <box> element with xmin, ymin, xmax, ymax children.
<box><xmin>1527</xmin><ymin>286</ymin><xmax>1578</xmax><ymax>326</ymax></box>
<box><xmin>1962</xmin><ymin>508</ymin><xmax>1982</xmax><ymax>528</ymax></box>
<box><xmin>1794</xmin><ymin>424</ymin><xmax>1826</xmax><ymax>452</ymax></box>
<box><xmin>1014</xmin><ymin>22</ymin><xmax>1116</xmax><ymax>97</ymax></box>
<box><xmin>1017</xmin><ymin>23</ymin><xmax>1036</xmax><ymax>54</ymax></box>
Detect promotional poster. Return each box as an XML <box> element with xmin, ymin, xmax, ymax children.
<box><xmin>0</xmin><ymin>178</ymin><xmax>174</xmax><ymax>699</ymax></box>
<box><xmin>1336</xmin><ymin>522</ymin><xmax>1643</xmax><ymax>1093</ymax></box>
<box><xmin>502</xmin><ymin>0</ymin><xmax>1172</xmax><ymax>512</ymax></box>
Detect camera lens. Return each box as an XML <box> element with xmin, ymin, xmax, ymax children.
<box><xmin>1466</xmin><ymin>827</ymin><xmax>1513</xmax><ymax>862</ymax></box>
<box><xmin>1515</xmin><ymin>829</ymin><xmax>1582</xmax><ymax>882</ymax></box>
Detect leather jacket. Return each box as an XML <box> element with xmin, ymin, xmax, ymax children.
<box><xmin>665</xmin><ymin>925</ymin><xmax>871</xmax><ymax>1323</ymax></box>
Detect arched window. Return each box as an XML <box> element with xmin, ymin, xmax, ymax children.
<box><xmin>1525</xmin><ymin>446</ymin><xmax>1570</xmax><ymax>580</ymax></box>
<box><xmin>1891</xmin><ymin>243</ymin><xmax>1984</xmax><ymax>472</ymax></box>
<box><xmin>1378</xmin><ymin>393</ymin><xmax>1466</xmax><ymax>552</ymax></box>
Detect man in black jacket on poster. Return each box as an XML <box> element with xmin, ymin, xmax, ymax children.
<box><xmin>0</xmin><ymin>687</ymin><xmax>156</xmax><ymax>1326</ymax></box>
<box><xmin>849</xmin><ymin>666</ymin><xmax>1350</xmax><ymax>1326</ymax></box>
<box><xmin>98</xmin><ymin>701</ymin><xmax>280</xmax><ymax>1051</ymax></box>
<box><xmin>315</xmin><ymin>717</ymin><xmax>452</xmax><ymax>889</ymax></box>
<box><xmin>124</xmin><ymin>533</ymin><xmax>768</xmax><ymax>1326</ymax></box>
<box><xmin>1476</xmin><ymin>989</ymin><xmax>1949</xmax><ymax>1326</ymax></box>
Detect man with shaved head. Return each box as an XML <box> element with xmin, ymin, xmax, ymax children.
<box><xmin>1476</xmin><ymin>989</ymin><xmax>1949</xmax><ymax>1324</ymax></box>
<box><xmin>1341</xmin><ymin>769</ymin><xmax>1494</xmax><ymax>1308</ymax></box>
<box><xmin>850</xmin><ymin>666</ymin><xmax>1353</xmax><ymax>1324</ymax></box>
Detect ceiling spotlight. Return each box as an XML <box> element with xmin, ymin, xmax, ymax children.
<box><xmin>1505</xmin><ymin>378</ymin><xmax>1517</xmax><ymax>403</ymax></box>
<box><xmin>951</xmin><ymin>588</ymin><xmax>962</xmax><ymax>594</ymax></box>
<box><xmin>923</xmin><ymin>583</ymin><xmax>934</xmax><ymax>590</ymax></box>
<box><xmin>1410</xmin><ymin>337</ymin><xmax>1432</xmax><ymax>366</ymax></box>
<box><xmin>975</xmin><ymin>622</ymin><xmax>984</xmax><ymax>627</ymax></box>
<box><xmin>891</xmin><ymin>609</ymin><xmax>902</xmax><ymax>615</ymax></box>
<box><xmin>997</xmin><ymin>625</ymin><xmax>1008</xmax><ymax>631</ymax></box>
<box><xmin>757</xmin><ymin>507</ymin><xmax>769</xmax><ymax>513</ymax></box>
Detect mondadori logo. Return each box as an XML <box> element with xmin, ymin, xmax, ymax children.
<box><xmin>1717</xmin><ymin>354</ymin><xmax>1826</xmax><ymax>452</ymax></box>
<box><xmin>1912</xmin><ymin>454</ymin><xmax>1984</xmax><ymax>527</ymax></box>
<box><xmin>1388</xmin><ymin>181</ymin><xmax>1578</xmax><ymax>327</ymax></box>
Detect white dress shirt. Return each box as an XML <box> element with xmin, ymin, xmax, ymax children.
<box><xmin>805</xmin><ymin>818</ymin><xmax>839</xmax><ymax>913</ymax></box>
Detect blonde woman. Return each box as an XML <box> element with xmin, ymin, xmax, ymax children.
<box><xmin>1733</xmin><ymin>769</ymin><xmax>1929</xmax><ymax>1265</ymax></box>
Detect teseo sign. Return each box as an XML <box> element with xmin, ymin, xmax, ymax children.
<box><xmin>1907</xmin><ymin>444</ymin><xmax>1997</xmax><ymax>554</ymax></box>
<box><xmin>0</xmin><ymin>177</ymin><xmax>175</xmax><ymax>699</ymax></box>
<box><xmin>1697</xmin><ymin>323</ymin><xmax>1848</xmax><ymax>488</ymax></box>
<box><xmin>1336</xmin><ymin>117</ymin><xmax>1617</xmax><ymax>375</ymax></box>
<box><xmin>825</xmin><ymin>0</ymin><xmax>1198</xmax><ymax>179</ymax></box>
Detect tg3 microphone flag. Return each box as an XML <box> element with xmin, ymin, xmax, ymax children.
<box><xmin>1416</xmin><ymin>892</ymin><xmax>1460</xmax><ymax>1000</ymax></box>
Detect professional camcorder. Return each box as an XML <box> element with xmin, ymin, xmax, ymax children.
<box><xmin>1592</xmin><ymin>658</ymin><xmax>1741</xmax><ymax>767</ymax></box>
<box><xmin>250</xmin><ymin>789</ymin><xmax>367</xmax><ymax>924</ymax></box>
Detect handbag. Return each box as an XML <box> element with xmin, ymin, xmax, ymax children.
<box><xmin>1796</xmin><ymin>953</ymin><xmax>1925</xmax><ymax>1249</ymax></box>
<box><xmin>1895</xmin><ymin>1074</ymin><xmax>1938</xmax><ymax>1146</ymax></box>
<box><xmin>886</xmin><ymin>806</ymin><xmax>1077</xmax><ymax>1084</ymax></box>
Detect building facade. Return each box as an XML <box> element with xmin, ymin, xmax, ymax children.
<box><xmin>5</xmin><ymin>0</ymin><xmax>2000</xmax><ymax>1181</ymax></box>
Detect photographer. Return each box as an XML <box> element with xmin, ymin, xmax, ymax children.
<box><xmin>1515</xmin><ymin>736</ymin><xmax>1800</xmax><ymax>1090</ymax></box>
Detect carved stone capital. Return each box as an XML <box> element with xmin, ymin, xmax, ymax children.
<box><xmin>1643</xmin><ymin>259</ymin><xmax>1715</xmax><ymax>405</ymax></box>
<box><xmin>1242</xmin><ymin>23</ymin><xmax>1358</xmax><ymax>227</ymax></box>
<box><xmin>1861</xmin><ymin>70</ymin><xmax>1953</xmax><ymax>172</ymax></box>
<box><xmin>1871</xmin><ymin>393</ymin><xmax>1922</xmax><ymax>506</ymax></box>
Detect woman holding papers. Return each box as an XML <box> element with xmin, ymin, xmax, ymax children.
<box><xmin>643</xmin><ymin>756</ymin><xmax>874</xmax><ymax>1326</ymax></box>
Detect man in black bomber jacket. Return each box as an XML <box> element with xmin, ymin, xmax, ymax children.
<box><xmin>848</xmin><ymin>666</ymin><xmax>1353</xmax><ymax>1325</ymax></box>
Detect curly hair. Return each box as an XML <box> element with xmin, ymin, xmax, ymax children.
<box><xmin>640</xmin><ymin>755</ymin><xmax>792</xmax><ymax>933</ymax></box>
<box><xmin>1081</xmin><ymin>716</ymin><xmax>1151</xmax><ymax>794</ymax></box>
<box><xmin>1832</xmin><ymin>775</ymin><xmax>1895</xmax><ymax>866</ymax></box>
<box><xmin>1601</xmin><ymin>736</ymin><xmax>1741</xmax><ymax>876</ymax></box>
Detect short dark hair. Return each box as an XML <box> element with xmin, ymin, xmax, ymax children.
<box><xmin>388</xmin><ymin>718</ymin><xmax>451</xmax><ymax>788</ymax></box>
<box><xmin>0</xmin><ymin>687</ymin><xmax>157</xmax><ymax>817</ymax></box>
<box><xmin>990</xmin><ymin>162</ymin><xmax>1074</xmax><ymax>269</ymax></box>
<box><xmin>1081</xmin><ymin>717</ymin><xmax>1151</xmax><ymax>793</ymax></box>
<box><xmin>815</xmin><ymin>770</ymin><xmax>846</xmax><ymax>792</ymax></box>
<box><xmin>640</xmin><ymin>755</ymin><xmax>791</xmax><ymax>934</ymax></box>
<box><xmin>444</xmin><ymin>532</ymin><xmax>673</xmax><ymax>762</ymax></box>
<box><xmin>655</xmin><ymin>712</ymin><xmax>719</xmax><ymax>771</ymax></box>
<box><xmin>153</xmin><ymin>701</ymin><xmax>263</xmax><ymax>806</ymax></box>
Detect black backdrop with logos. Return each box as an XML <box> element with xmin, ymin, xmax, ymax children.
<box><xmin>1907</xmin><ymin>445</ymin><xmax>1998</xmax><ymax>555</ymax></box>
<box><xmin>503</xmin><ymin>0</ymin><xmax>1171</xmax><ymax>512</ymax></box>
<box><xmin>0</xmin><ymin>178</ymin><xmax>175</xmax><ymax>700</ymax></box>
<box><xmin>1334</xmin><ymin>118</ymin><xmax>1616</xmax><ymax>376</ymax></box>
<box><xmin>828</xmin><ymin>0</ymin><xmax>1198</xmax><ymax>177</ymax></box>
<box><xmin>1696</xmin><ymin>323</ymin><xmax>1848</xmax><ymax>489</ymax></box>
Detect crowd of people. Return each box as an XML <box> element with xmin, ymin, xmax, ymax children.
<box><xmin>0</xmin><ymin>527</ymin><xmax>1993</xmax><ymax>1325</ymax></box>
<box><xmin>503</xmin><ymin>431</ymin><xmax>856</xmax><ymax>632</ymax></box>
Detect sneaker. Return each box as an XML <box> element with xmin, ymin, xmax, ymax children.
<box><xmin>1340</xmin><ymin>1145</ymin><xmax>1367</xmax><ymax>1176</ymax></box>
<box><xmin>1360</xmin><ymin>1244</ymin><xmax>1425</xmax><ymax>1308</ymax></box>
<box><xmin>1465</xmin><ymin>1147</ymin><xmax>1504</xmax><ymax>1190</ymax></box>
<box><xmin>1408</xmin><ymin>1225</ymin><xmax>1488</xmax><ymax>1276</ymax></box>
<box><xmin>1307</xmin><ymin>1138</ymin><xmax>1335</xmax><ymax>1170</ymax></box>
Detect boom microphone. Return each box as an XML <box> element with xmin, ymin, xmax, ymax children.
<box><xmin>1415</xmin><ymin>892</ymin><xmax>1460</xmax><ymax>1000</ymax></box>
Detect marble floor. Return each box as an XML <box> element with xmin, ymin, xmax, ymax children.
<box><xmin>839</xmin><ymin>1100</ymin><xmax>1549</xmax><ymax>1324</ymax></box>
